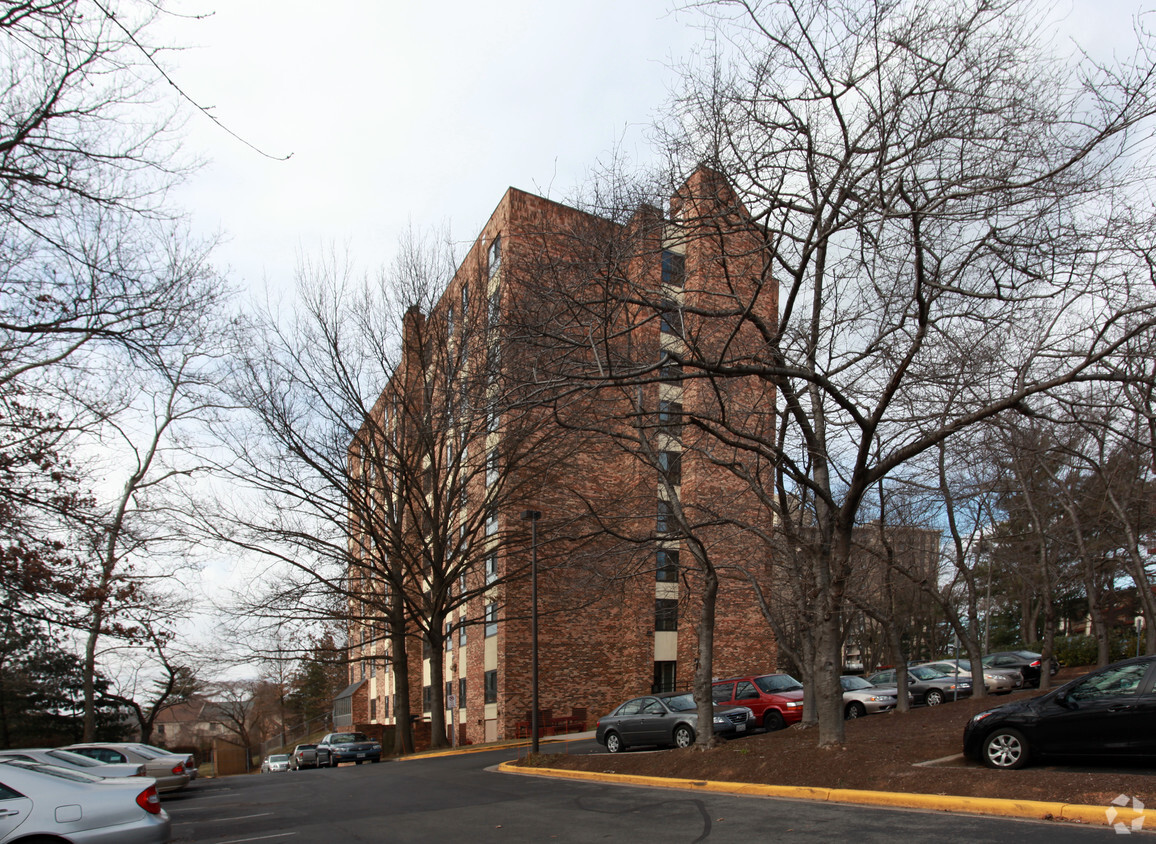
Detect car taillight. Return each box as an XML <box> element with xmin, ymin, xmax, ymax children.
<box><xmin>172</xmin><ymin>763</ymin><xmax>185</xmax><ymax>775</ymax></box>
<box><xmin>1030</xmin><ymin>660</ymin><xmax>1041</xmax><ymax>667</ymax></box>
<box><xmin>136</xmin><ymin>785</ymin><xmax>161</xmax><ymax>814</ymax></box>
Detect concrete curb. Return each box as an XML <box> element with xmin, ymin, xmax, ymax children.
<box><xmin>496</xmin><ymin>762</ymin><xmax>1156</xmax><ymax>830</ymax></box>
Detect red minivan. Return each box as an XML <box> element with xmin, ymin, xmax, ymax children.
<box><xmin>711</xmin><ymin>673</ymin><xmax>805</xmax><ymax>731</ymax></box>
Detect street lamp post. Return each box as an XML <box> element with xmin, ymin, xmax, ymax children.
<box><xmin>521</xmin><ymin>509</ymin><xmax>542</xmax><ymax>753</ymax></box>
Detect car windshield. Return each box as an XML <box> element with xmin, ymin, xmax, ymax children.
<box><xmin>1014</xmin><ymin>650</ymin><xmax>1042</xmax><ymax>659</ymax></box>
<box><xmin>330</xmin><ymin>733</ymin><xmax>368</xmax><ymax>743</ymax></box>
<box><xmin>296</xmin><ymin>745</ymin><xmax>315</xmax><ymax>750</ymax></box>
<box><xmin>841</xmin><ymin>676</ymin><xmax>874</xmax><ymax>690</ymax></box>
<box><xmin>130</xmin><ymin>745</ymin><xmax>164</xmax><ymax>759</ymax></box>
<box><xmin>755</xmin><ymin>674</ymin><xmax>803</xmax><ymax>693</ymax></box>
<box><xmin>910</xmin><ymin>666</ymin><xmax>946</xmax><ymax>680</ymax></box>
<box><xmin>663</xmin><ymin>693</ymin><xmax>695</xmax><ymax>711</ymax></box>
<box><xmin>270</xmin><ymin>755</ymin><xmax>289</xmax><ymax>762</ymax></box>
<box><xmin>0</xmin><ymin>759</ymin><xmax>104</xmax><ymax>783</ymax></box>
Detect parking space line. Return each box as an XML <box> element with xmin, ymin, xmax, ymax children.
<box><xmin>216</xmin><ymin>834</ymin><xmax>296</xmax><ymax>843</ymax></box>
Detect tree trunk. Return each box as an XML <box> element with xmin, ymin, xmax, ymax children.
<box><xmin>693</xmin><ymin>563</ymin><xmax>718</xmax><ymax>748</ymax></box>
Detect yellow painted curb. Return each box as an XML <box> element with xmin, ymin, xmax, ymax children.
<box><xmin>497</xmin><ymin>762</ymin><xmax>1156</xmax><ymax>829</ymax></box>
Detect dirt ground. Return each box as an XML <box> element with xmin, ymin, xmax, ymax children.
<box><xmin>518</xmin><ymin>667</ymin><xmax>1155</xmax><ymax>809</ymax></box>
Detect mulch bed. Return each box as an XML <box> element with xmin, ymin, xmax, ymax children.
<box><xmin>516</xmin><ymin>669</ymin><xmax>1155</xmax><ymax>810</ymax></box>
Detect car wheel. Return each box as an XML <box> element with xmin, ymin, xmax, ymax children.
<box><xmin>673</xmin><ymin>725</ymin><xmax>695</xmax><ymax>748</ymax></box>
<box><xmin>982</xmin><ymin>728</ymin><xmax>1029</xmax><ymax>769</ymax></box>
<box><xmin>763</xmin><ymin>711</ymin><xmax>786</xmax><ymax>732</ymax></box>
<box><xmin>604</xmin><ymin>731</ymin><xmax>624</xmax><ymax>754</ymax></box>
<box><xmin>845</xmin><ymin>702</ymin><xmax>866</xmax><ymax>719</ymax></box>
<box><xmin>355</xmin><ymin>760</ymin><xmax>363</xmax><ymax>765</ymax></box>
<box><xmin>925</xmin><ymin>690</ymin><xmax>944</xmax><ymax>706</ymax></box>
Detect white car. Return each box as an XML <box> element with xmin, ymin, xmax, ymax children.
<box><xmin>840</xmin><ymin>675</ymin><xmax>899</xmax><ymax>718</ymax></box>
<box><xmin>0</xmin><ymin>748</ymin><xmax>145</xmax><ymax>779</ymax></box>
<box><xmin>63</xmin><ymin>743</ymin><xmax>190</xmax><ymax>793</ymax></box>
<box><xmin>919</xmin><ymin>659</ymin><xmax>1021</xmax><ymax>694</ymax></box>
<box><xmin>0</xmin><ymin>759</ymin><xmax>170</xmax><ymax>843</ymax></box>
<box><xmin>261</xmin><ymin>754</ymin><xmax>290</xmax><ymax>773</ymax></box>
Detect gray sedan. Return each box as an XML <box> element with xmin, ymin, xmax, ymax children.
<box><xmin>839</xmin><ymin>675</ymin><xmax>899</xmax><ymax>718</ymax></box>
<box><xmin>63</xmin><ymin>743</ymin><xmax>190</xmax><ymax>793</ymax></box>
<box><xmin>867</xmin><ymin>665</ymin><xmax>972</xmax><ymax>706</ymax></box>
<box><xmin>595</xmin><ymin>692</ymin><xmax>754</xmax><ymax>752</ymax></box>
<box><xmin>0</xmin><ymin>759</ymin><xmax>170</xmax><ymax>843</ymax></box>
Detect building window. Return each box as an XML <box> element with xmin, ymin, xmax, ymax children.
<box><xmin>447</xmin><ymin>304</ymin><xmax>455</xmax><ymax>339</ymax></box>
<box><xmin>370</xmin><ymin>698</ymin><xmax>377</xmax><ymax>720</ymax></box>
<box><xmin>459</xmin><ymin>622</ymin><xmax>467</xmax><ymax>647</ymax></box>
<box><xmin>662</xmin><ymin>250</ymin><xmax>685</xmax><ymax>288</ymax></box>
<box><xmin>462</xmin><ymin>283</ymin><xmax>469</xmax><ymax>316</ymax></box>
<box><xmin>489</xmin><ymin>235</ymin><xmax>501</xmax><ymax>277</ymax></box>
<box><xmin>422</xmin><ymin>685</ymin><xmax>432</xmax><ymax>713</ymax></box>
<box><xmin>659</xmin><ymin>351</ymin><xmax>682</xmax><ymax>384</ymax></box>
<box><xmin>485</xmin><ymin>602</ymin><xmax>498</xmax><ymax>637</ymax></box>
<box><xmin>659</xmin><ymin>300</ymin><xmax>681</xmax><ymax>336</ymax></box>
<box><xmin>657</xmin><ymin>549</ymin><xmax>679</xmax><ymax>582</ymax></box>
<box><xmin>657</xmin><ymin>498</ymin><xmax>674</xmax><ymax>534</ymax></box>
<box><xmin>484</xmin><ymin>669</ymin><xmax>498</xmax><ymax>704</ymax></box>
<box><xmin>655</xmin><ymin>598</ymin><xmax>678</xmax><ymax>631</ymax></box>
<box><xmin>459</xmin><ymin>677</ymin><xmax>467</xmax><ymax>708</ymax></box>
<box><xmin>384</xmin><ymin>696</ymin><xmax>390</xmax><ymax>719</ymax></box>
<box><xmin>446</xmin><ymin>621</ymin><xmax>453</xmax><ymax>651</ymax></box>
<box><xmin>485</xmin><ymin>507</ymin><xmax>498</xmax><ymax>537</ymax></box>
<box><xmin>488</xmin><ymin>286</ymin><xmax>501</xmax><ymax>328</ymax></box>
<box><xmin>658</xmin><ymin>450</ymin><xmax>681</xmax><ymax>485</ymax></box>
<box><xmin>653</xmin><ymin>661</ymin><xmax>677</xmax><ymax>693</ymax></box>
<box><xmin>658</xmin><ymin>400</ymin><xmax>682</xmax><ymax>438</ymax></box>
<box><xmin>445</xmin><ymin>680</ymin><xmax>453</xmax><ymax>706</ymax></box>
<box><xmin>486</xmin><ymin>448</ymin><xmax>499</xmax><ymax>486</ymax></box>
<box><xmin>485</xmin><ymin>551</ymin><xmax>498</xmax><ymax>584</ymax></box>
<box><xmin>423</xmin><ymin>634</ymin><xmax>432</xmax><ymax>658</ymax></box>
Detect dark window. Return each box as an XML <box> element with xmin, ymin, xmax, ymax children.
<box><xmin>658</xmin><ymin>400</ymin><xmax>682</xmax><ymax>437</ymax></box>
<box><xmin>655</xmin><ymin>598</ymin><xmax>678</xmax><ymax>631</ymax></box>
<box><xmin>422</xmin><ymin>634</ymin><xmax>432</xmax><ymax>658</ymax></box>
<box><xmin>488</xmin><ymin>288</ymin><xmax>501</xmax><ymax>328</ymax></box>
<box><xmin>659</xmin><ymin>351</ymin><xmax>682</xmax><ymax>384</ymax></box>
<box><xmin>370</xmin><ymin>698</ymin><xmax>377</xmax><ymax>720</ymax></box>
<box><xmin>486</xmin><ymin>448</ymin><xmax>499</xmax><ymax>485</ymax></box>
<box><xmin>459</xmin><ymin>677</ymin><xmax>467</xmax><ymax>708</ymax></box>
<box><xmin>484</xmin><ymin>669</ymin><xmax>498</xmax><ymax>704</ymax></box>
<box><xmin>657</xmin><ymin>549</ymin><xmax>679</xmax><ymax>582</ymax></box>
<box><xmin>659</xmin><ymin>300</ymin><xmax>681</xmax><ymax>336</ymax></box>
<box><xmin>657</xmin><ymin>499</ymin><xmax>674</xmax><ymax>534</ymax></box>
<box><xmin>445</xmin><ymin>681</ymin><xmax>453</xmax><ymax>705</ymax></box>
<box><xmin>485</xmin><ymin>551</ymin><xmax>498</xmax><ymax>583</ymax></box>
<box><xmin>662</xmin><ymin>250</ymin><xmax>685</xmax><ymax>288</ymax></box>
<box><xmin>446</xmin><ymin>621</ymin><xmax>453</xmax><ymax>651</ymax></box>
<box><xmin>653</xmin><ymin>661</ymin><xmax>677</xmax><ymax>693</ymax></box>
<box><xmin>658</xmin><ymin>450</ymin><xmax>681</xmax><ymax>485</ymax></box>
<box><xmin>489</xmin><ymin>235</ymin><xmax>502</xmax><ymax>277</ymax></box>
<box><xmin>711</xmin><ymin>682</ymin><xmax>735</xmax><ymax>703</ymax></box>
<box><xmin>734</xmin><ymin>680</ymin><xmax>760</xmax><ymax>701</ymax></box>
<box><xmin>383</xmin><ymin>696</ymin><xmax>390</xmax><ymax>719</ymax></box>
<box><xmin>422</xmin><ymin>685</ymin><xmax>432</xmax><ymax>713</ymax></box>
<box><xmin>462</xmin><ymin>284</ymin><xmax>469</xmax><ymax>316</ymax></box>
<box><xmin>485</xmin><ymin>602</ymin><xmax>498</xmax><ymax>637</ymax></box>
<box><xmin>459</xmin><ymin>622</ymin><xmax>467</xmax><ymax>647</ymax></box>
<box><xmin>447</xmin><ymin>305</ymin><xmax>455</xmax><ymax>338</ymax></box>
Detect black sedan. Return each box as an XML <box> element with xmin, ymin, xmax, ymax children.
<box><xmin>963</xmin><ymin>655</ymin><xmax>1156</xmax><ymax>769</ymax></box>
<box><xmin>316</xmin><ymin>732</ymin><xmax>382</xmax><ymax>766</ymax></box>
<box><xmin>595</xmin><ymin>692</ymin><xmax>754</xmax><ymax>752</ymax></box>
<box><xmin>867</xmin><ymin>665</ymin><xmax>971</xmax><ymax>706</ymax></box>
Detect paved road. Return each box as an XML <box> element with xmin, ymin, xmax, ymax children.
<box><xmin>165</xmin><ymin>743</ymin><xmax>1131</xmax><ymax>843</ymax></box>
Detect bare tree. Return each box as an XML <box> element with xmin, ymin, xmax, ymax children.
<box><xmin>562</xmin><ymin>0</ymin><xmax>1156</xmax><ymax>746</ymax></box>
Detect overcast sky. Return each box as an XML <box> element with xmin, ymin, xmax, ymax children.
<box><xmin>161</xmin><ymin>0</ymin><xmax>710</xmax><ymax>296</ymax></box>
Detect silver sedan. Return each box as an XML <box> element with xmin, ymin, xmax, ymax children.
<box><xmin>0</xmin><ymin>748</ymin><xmax>144</xmax><ymax>779</ymax></box>
<box><xmin>840</xmin><ymin>675</ymin><xmax>899</xmax><ymax>717</ymax></box>
<box><xmin>0</xmin><ymin>759</ymin><xmax>170</xmax><ymax>843</ymax></box>
<box><xmin>919</xmin><ymin>660</ymin><xmax>1021</xmax><ymax>694</ymax></box>
<box><xmin>63</xmin><ymin>743</ymin><xmax>190</xmax><ymax>793</ymax></box>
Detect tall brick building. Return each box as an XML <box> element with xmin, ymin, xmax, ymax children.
<box><xmin>346</xmin><ymin>168</ymin><xmax>779</xmax><ymax>745</ymax></box>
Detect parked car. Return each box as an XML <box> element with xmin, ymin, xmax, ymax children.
<box><xmin>839</xmin><ymin>675</ymin><xmax>899</xmax><ymax>718</ymax></box>
<box><xmin>134</xmin><ymin>744</ymin><xmax>197</xmax><ymax>780</ymax></box>
<box><xmin>0</xmin><ymin>758</ymin><xmax>170</xmax><ymax>843</ymax></box>
<box><xmin>316</xmin><ymin>732</ymin><xmax>382</xmax><ymax>766</ymax></box>
<box><xmin>0</xmin><ymin>748</ymin><xmax>145</xmax><ymax>779</ymax></box>
<box><xmin>963</xmin><ymin>655</ymin><xmax>1156</xmax><ymax>769</ymax></box>
<box><xmin>261</xmin><ymin>754</ymin><xmax>290</xmax><ymax>773</ymax></box>
<box><xmin>867</xmin><ymin>665</ymin><xmax>971</xmax><ymax>706</ymax></box>
<box><xmin>596</xmin><ymin>692</ymin><xmax>755</xmax><ymax>753</ymax></box>
<box><xmin>289</xmin><ymin>744</ymin><xmax>320</xmax><ymax>770</ymax></box>
<box><xmin>982</xmin><ymin>650</ymin><xmax>1059</xmax><ymax>688</ymax></box>
<box><xmin>63</xmin><ymin>743</ymin><xmax>190</xmax><ymax>793</ymax></box>
<box><xmin>711</xmin><ymin>673</ymin><xmax>805</xmax><ymax>731</ymax></box>
<box><xmin>919</xmin><ymin>659</ymin><xmax>1022</xmax><ymax>694</ymax></box>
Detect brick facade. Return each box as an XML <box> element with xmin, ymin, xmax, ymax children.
<box><xmin>347</xmin><ymin>169</ymin><xmax>779</xmax><ymax>745</ymax></box>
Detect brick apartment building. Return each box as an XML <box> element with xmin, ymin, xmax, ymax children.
<box><xmin>345</xmin><ymin>167</ymin><xmax>779</xmax><ymax>745</ymax></box>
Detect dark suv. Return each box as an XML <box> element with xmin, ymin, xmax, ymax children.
<box><xmin>711</xmin><ymin>673</ymin><xmax>805</xmax><ymax>731</ymax></box>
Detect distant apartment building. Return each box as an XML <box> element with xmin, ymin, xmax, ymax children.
<box><xmin>346</xmin><ymin>168</ymin><xmax>779</xmax><ymax>745</ymax></box>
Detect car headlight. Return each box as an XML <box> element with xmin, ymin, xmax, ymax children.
<box><xmin>785</xmin><ymin>701</ymin><xmax>803</xmax><ymax>708</ymax></box>
<box><xmin>713</xmin><ymin>715</ymin><xmax>728</xmax><ymax>725</ymax></box>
